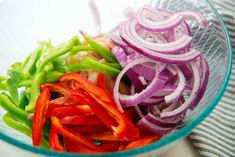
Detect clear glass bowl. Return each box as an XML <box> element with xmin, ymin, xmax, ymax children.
<box><xmin>0</xmin><ymin>0</ymin><xmax>232</xmax><ymax>156</ymax></box>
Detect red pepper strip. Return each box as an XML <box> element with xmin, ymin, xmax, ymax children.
<box><xmin>40</xmin><ymin>83</ymin><xmax>72</xmax><ymax>98</ymax></box>
<box><xmin>71</xmin><ymin>90</ymin><xmax>117</xmax><ymax>127</ymax></box>
<box><xmin>69</xmin><ymin>124</ymin><xmax>108</xmax><ymax>134</ymax></box>
<box><xmin>122</xmin><ymin>135</ymin><xmax>162</xmax><ymax>150</ymax></box>
<box><xmin>60</xmin><ymin>115</ymin><xmax>103</xmax><ymax>125</ymax></box>
<box><xmin>96</xmin><ymin>73</ymin><xmax>141</xmax><ymax>140</ymax></box>
<box><xmin>60</xmin><ymin>73</ymin><xmax>113</xmax><ymax>105</ymax></box>
<box><xmin>51</xmin><ymin>116</ymin><xmax>105</xmax><ymax>152</ymax></box>
<box><xmin>60</xmin><ymin>73</ymin><xmax>140</xmax><ymax>140</ymax></box>
<box><xmin>49</xmin><ymin>97</ymin><xmax>67</xmax><ymax>104</ymax></box>
<box><xmin>32</xmin><ymin>88</ymin><xmax>50</xmax><ymax>146</ymax></box>
<box><xmin>97</xmin><ymin>73</ymin><xmax>113</xmax><ymax>100</ymax></box>
<box><xmin>43</xmin><ymin>80</ymin><xmax>117</xmax><ymax>127</ymax></box>
<box><xmin>101</xmin><ymin>141</ymin><xmax>124</xmax><ymax>152</ymax></box>
<box><xmin>123</xmin><ymin>108</ymin><xmax>139</xmax><ymax>123</ymax></box>
<box><xmin>49</xmin><ymin>125</ymin><xmax>63</xmax><ymax>151</ymax></box>
<box><xmin>85</xmin><ymin>131</ymin><xmax>130</xmax><ymax>142</ymax></box>
<box><xmin>46</xmin><ymin>104</ymin><xmax>93</xmax><ymax>118</ymax></box>
<box><xmin>63</xmin><ymin>138</ymin><xmax>100</xmax><ymax>154</ymax></box>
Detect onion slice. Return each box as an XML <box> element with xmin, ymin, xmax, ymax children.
<box><xmin>161</xmin><ymin>62</ymin><xmax>201</xmax><ymax>118</ymax></box>
<box><xmin>177</xmin><ymin>10</ymin><xmax>209</xmax><ymax>28</ymax></box>
<box><xmin>137</xmin><ymin>7</ymin><xmax>184</xmax><ymax>32</ymax></box>
<box><xmin>119</xmin><ymin>21</ymin><xmax>200</xmax><ymax>64</ymax></box>
<box><xmin>164</xmin><ymin>66</ymin><xmax>186</xmax><ymax>103</ymax></box>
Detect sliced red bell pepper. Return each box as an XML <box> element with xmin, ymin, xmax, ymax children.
<box><xmin>43</xmin><ymin>79</ymin><xmax>117</xmax><ymax>128</ymax></box>
<box><xmin>51</xmin><ymin>116</ymin><xmax>106</xmax><ymax>152</ymax></box>
<box><xmin>63</xmin><ymin>138</ymin><xmax>122</xmax><ymax>153</ymax></box>
<box><xmin>46</xmin><ymin>104</ymin><xmax>93</xmax><ymax>118</ymax></box>
<box><xmin>32</xmin><ymin>88</ymin><xmax>50</xmax><ymax>146</ymax></box>
<box><xmin>85</xmin><ymin>131</ymin><xmax>130</xmax><ymax>142</ymax></box>
<box><xmin>122</xmin><ymin>135</ymin><xmax>162</xmax><ymax>150</ymax></box>
<box><xmin>60</xmin><ymin>115</ymin><xmax>103</xmax><ymax>125</ymax></box>
<box><xmin>49</xmin><ymin>97</ymin><xmax>67</xmax><ymax>104</ymax></box>
<box><xmin>69</xmin><ymin>124</ymin><xmax>108</xmax><ymax>134</ymax></box>
<box><xmin>60</xmin><ymin>73</ymin><xmax>140</xmax><ymax>140</ymax></box>
<box><xmin>71</xmin><ymin>90</ymin><xmax>117</xmax><ymax>127</ymax></box>
<box><xmin>100</xmin><ymin>141</ymin><xmax>124</xmax><ymax>152</ymax></box>
<box><xmin>40</xmin><ymin>83</ymin><xmax>72</xmax><ymax>98</ymax></box>
<box><xmin>49</xmin><ymin>125</ymin><xmax>63</xmax><ymax>151</ymax></box>
<box><xmin>63</xmin><ymin>138</ymin><xmax>100</xmax><ymax>154</ymax></box>
<box><xmin>123</xmin><ymin>108</ymin><xmax>139</xmax><ymax>123</ymax></box>
<box><xmin>60</xmin><ymin>73</ymin><xmax>113</xmax><ymax>105</ymax></box>
<box><xmin>97</xmin><ymin>73</ymin><xmax>113</xmax><ymax>100</ymax></box>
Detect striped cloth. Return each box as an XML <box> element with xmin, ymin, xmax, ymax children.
<box><xmin>189</xmin><ymin>0</ymin><xmax>235</xmax><ymax>157</ymax></box>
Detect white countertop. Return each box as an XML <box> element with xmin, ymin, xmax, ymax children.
<box><xmin>0</xmin><ymin>137</ymin><xmax>200</xmax><ymax>157</ymax></box>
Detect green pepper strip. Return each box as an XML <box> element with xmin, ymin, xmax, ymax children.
<box><xmin>57</xmin><ymin>58</ymin><xmax>120</xmax><ymax>78</ymax></box>
<box><xmin>43</xmin><ymin>71</ymin><xmax>64</xmax><ymax>83</ymax></box>
<box><xmin>0</xmin><ymin>93</ymin><xmax>29</xmax><ymax>121</ymax></box>
<box><xmin>0</xmin><ymin>81</ymin><xmax>7</xmax><ymax>90</ymax></box>
<box><xmin>25</xmin><ymin>72</ymin><xmax>45</xmax><ymax>112</ymax></box>
<box><xmin>7</xmin><ymin>70</ymin><xmax>22</xmax><ymax>105</ymax></box>
<box><xmin>19</xmin><ymin>91</ymin><xmax>29</xmax><ymax>110</ymax></box>
<box><xmin>104</xmin><ymin>63</ymin><xmax>122</xmax><ymax>70</ymax></box>
<box><xmin>36</xmin><ymin>37</ymin><xmax>76</xmax><ymax>73</ymax></box>
<box><xmin>82</xmin><ymin>34</ymin><xmax>117</xmax><ymax>63</ymax></box>
<box><xmin>81</xmin><ymin>58</ymin><xmax>120</xmax><ymax>77</ymax></box>
<box><xmin>11</xmin><ymin>62</ymin><xmax>22</xmax><ymax>71</ymax></box>
<box><xmin>69</xmin><ymin>45</ymin><xmax>94</xmax><ymax>55</ymax></box>
<box><xmin>3</xmin><ymin>113</ymin><xmax>49</xmax><ymax>149</ymax></box>
<box><xmin>21</xmin><ymin>45</ymin><xmax>43</xmax><ymax>77</ymax></box>
<box><xmin>18</xmin><ymin>80</ymin><xmax>32</xmax><ymax>87</ymax></box>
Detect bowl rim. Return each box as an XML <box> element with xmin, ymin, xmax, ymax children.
<box><xmin>0</xmin><ymin>0</ymin><xmax>232</xmax><ymax>156</ymax></box>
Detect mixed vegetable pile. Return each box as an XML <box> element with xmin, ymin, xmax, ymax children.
<box><xmin>0</xmin><ymin>5</ymin><xmax>209</xmax><ymax>154</ymax></box>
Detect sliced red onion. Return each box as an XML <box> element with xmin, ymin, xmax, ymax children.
<box><xmin>132</xmin><ymin>64</ymin><xmax>155</xmax><ymax>81</ymax></box>
<box><xmin>167</xmin><ymin>28</ymin><xmax>177</xmax><ymax>42</ymax></box>
<box><xmin>137</xmin><ymin>7</ymin><xmax>184</xmax><ymax>32</ymax></box>
<box><xmin>189</xmin><ymin>55</ymin><xmax>209</xmax><ymax>110</ymax></box>
<box><xmin>109</xmin><ymin>33</ymin><xmax>128</xmax><ymax>47</ymax></box>
<box><xmin>178</xmin><ymin>64</ymin><xmax>193</xmax><ymax>80</ymax></box>
<box><xmin>113</xmin><ymin>58</ymin><xmax>153</xmax><ymax>111</ymax></box>
<box><xmin>143</xmin><ymin>113</ymin><xmax>183</xmax><ymax>128</ymax></box>
<box><xmin>136</xmin><ymin>117</ymin><xmax>173</xmax><ymax>134</ymax></box>
<box><xmin>138</xmin><ymin>76</ymin><xmax>147</xmax><ymax>85</ymax></box>
<box><xmin>119</xmin><ymin>65</ymin><xmax>167</xmax><ymax>107</ymax></box>
<box><xmin>119</xmin><ymin>21</ymin><xmax>200</xmax><ymax>63</ymax></box>
<box><xmin>112</xmin><ymin>46</ymin><xmax>145</xmax><ymax>91</ymax></box>
<box><xmin>112</xmin><ymin>46</ymin><xmax>127</xmax><ymax>67</ymax></box>
<box><xmin>129</xmin><ymin>20</ymin><xmax>193</xmax><ymax>54</ymax></box>
<box><xmin>141</xmin><ymin>98</ymin><xmax>163</xmax><ymax>106</ymax></box>
<box><xmin>153</xmin><ymin>85</ymin><xmax>192</xmax><ymax>98</ymax></box>
<box><xmin>161</xmin><ymin>62</ymin><xmax>201</xmax><ymax>118</ymax></box>
<box><xmin>151</xmin><ymin>33</ymin><xmax>168</xmax><ymax>43</ymax></box>
<box><xmin>162</xmin><ymin>102</ymin><xmax>178</xmax><ymax>112</ymax></box>
<box><xmin>123</xmin><ymin>7</ymin><xmax>136</xmax><ymax>20</ymax></box>
<box><xmin>109</xmin><ymin>6</ymin><xmax>209</xmax><ymax>134</ymax></box>
<box><xmin>177</xmin><ymin>10</ymin><xmax>209</xmax><ymax>28</ymax></box>
<box><xmin>164</xmin><ymin>66</ymin><xmax>186</xmax><ymax>103</ymax></box>
<box><xmin>138</xmin><ymin>5</ymin><xmax>162</xmax><ymax>21</ymax></box>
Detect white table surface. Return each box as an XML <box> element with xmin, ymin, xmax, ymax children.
<box><xmin>0</xmin><ymin>137</ymin><xmax>200</xmax><ymax>157</ymax></box>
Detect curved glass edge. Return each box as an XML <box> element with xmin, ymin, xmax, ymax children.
<box><xmin>0</xmin><ymin>0</ymin><xmax>232</xmax><ymax>156</ymax></box>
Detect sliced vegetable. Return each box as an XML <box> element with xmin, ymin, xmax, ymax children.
<box><xmin>3</xmin><ymin>113</ymin><xmax>49</xmax><ymax>149</ymax></box>
<box><xmin>51</xmin><ymin>116</ymin><xmax>105</xmax><ymax>152</ymax></box>
<box><xmin>82</xmin><ymin>34</ymin><xmax>117</xmax><ymax>63</ymax></box>
<box><xmin>49</xmin><ymin>125</ymin><xmax>63</xmax><ymax>151</ymax></box>
<box><xmin>32</xmin><ymin>88</ymin><xmax>50</xmax><ymax>146</ymax></box>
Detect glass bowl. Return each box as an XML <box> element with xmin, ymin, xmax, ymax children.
<box><xmin>0</xmin><ymin>0</ymin><xmax>232</xmax><ymax>156</ymax></box>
